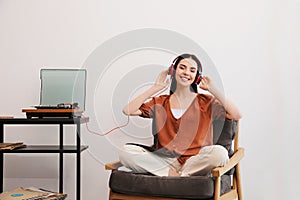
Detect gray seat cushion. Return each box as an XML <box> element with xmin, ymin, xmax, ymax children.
<box><xmin>109</xmin><ymin>171</ymin><xmax>231</xmax><ymax>199</ymax></box>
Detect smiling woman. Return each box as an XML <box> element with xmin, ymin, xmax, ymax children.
<box><xmin>120</xmin><ymin>53</ymin><xmax>242</xmax><ymax>177</ymax></box>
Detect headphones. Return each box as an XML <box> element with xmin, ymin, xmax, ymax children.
<box><xmin>168</xmin><ymin>56</ymin><xmax>203</xmax><ymax>85</ymax></box>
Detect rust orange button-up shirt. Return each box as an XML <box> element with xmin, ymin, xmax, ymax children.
<box><xmin>139</xmin><ymin>94</ymin><xmax>225</xmax><ymax>164</ymax></box>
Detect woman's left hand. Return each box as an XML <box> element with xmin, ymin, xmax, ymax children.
<box><xmin>199</xmin><ymin>76</ymin><xmax>213</xmax><ymax>91</ymax></box>
<box><xmin>200</xmin><ymin>76</ymin><xmax>243</xmax><ymax>120</ymax></box>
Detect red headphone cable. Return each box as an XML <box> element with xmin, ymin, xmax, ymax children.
<box><xmin>81</xmin><ymin>80</ymin><xmax>170</xmax><ymax>136</ymax></box>
<box><xmin>81</xmin><ymin>114</ymin><xmax>130</xmax><ymax>136</ymax></box>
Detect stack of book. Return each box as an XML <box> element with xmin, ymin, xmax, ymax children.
<box><xmin>0</xmin><ymin>142</ymin><xmax>26</xmax><ymax>150</ymax></box>
<box><xmin>0</xmin><ymin>187</ymin><xmax>67</xmax><ymax>200</ymax></box>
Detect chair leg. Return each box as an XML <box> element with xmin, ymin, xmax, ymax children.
<box><xmin>236</xmin><ymin>163</ymin><xmax>243</xmax><ymax>200</ymax></box>
<box><xmin>214</xmin><ymin>176</ymin><xmax>221</xmax><ymax>200</ymax></box>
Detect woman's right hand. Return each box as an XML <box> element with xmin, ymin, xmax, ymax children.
<box><xmin>122</xmin><ymin>69</ymin><xmax>170</xmax><ymax>116</ymax></box>
<box><xmin>154</xmin><ymin>69</ymin><xmax>170</xmax><ymax>91</ymax></box>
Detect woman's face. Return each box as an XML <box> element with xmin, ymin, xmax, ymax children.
<box><xmin>175</xmin><ymin>58</ymin><xmax>198</xmax><ymax>87</ymax></box>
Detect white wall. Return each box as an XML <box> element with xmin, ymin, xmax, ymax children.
<box><xmin>1</xmin><ymin>0</ymin><xmax>299</xmax><ymax>199</ymax></box>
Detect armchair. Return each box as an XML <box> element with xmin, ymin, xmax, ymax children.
<box><xmin>105</xmin><ymin>119</ymin><xmax>244</xmax><ymax>200</ymax></box>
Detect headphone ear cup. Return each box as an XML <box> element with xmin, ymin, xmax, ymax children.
<box><xmin>169</xmin><ymin>56</ymin><xmax>179</xmax><ymax>76</ymax></box>
<box><xmin>195</xmin><ymin>73</ymin><xmax>202</xmax><ymax>85</ymax></box>
<box><xmin>168</xmin><ymin>65</ymin><xmax>174</xmax><ymax>76</ymax></box>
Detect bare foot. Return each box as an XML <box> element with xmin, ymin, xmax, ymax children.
<box><xmin>168</xmin><ymin>168</ymin><xmax>180</xmax><ymax>176</ymax></box>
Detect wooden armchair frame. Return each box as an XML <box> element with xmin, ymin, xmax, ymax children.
<box><xmin>105</xmin><ymin>123</ymin><xmax>244</xmax><ymax>200</ymax></box>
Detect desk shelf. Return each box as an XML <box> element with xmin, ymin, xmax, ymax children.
<box><xmin>0</xmin><ymin>145</ymin><xmax>88</xmax><ymax>153</ymax></box>
<box><xmin>0</xmin><ymin>117</ymin><xmax>88</xmax><ymax>200</ymax></box>
<box><xmin>0</xmin><ymin>117</ymin><xmax>86</xmax><ymax>124</ymax></box>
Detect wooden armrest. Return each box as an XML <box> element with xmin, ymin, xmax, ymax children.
<box><xmin>105</xmin><ymin>161</ymin><xmax>123</xmax><ymax>170</ymax></box>
<box><xmin>212</xmin><ymin>147</ymin><xmax>244</xmax><ymax>177</ymax></box>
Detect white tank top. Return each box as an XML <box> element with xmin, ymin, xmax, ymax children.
<box><xmin>171</xmin><ymin>109</ymin><xmax>186</xmax><ymax>119</ymax></box>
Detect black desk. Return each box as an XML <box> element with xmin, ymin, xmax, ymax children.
<box><xmin>0</xmin><ymin>117</ymin><xmax>89</xmax><ymax>200</ymax></box>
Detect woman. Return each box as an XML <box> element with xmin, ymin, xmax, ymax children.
<box><xmin>120</xmin><ymin>53</ymin><xmax>242</xmax><ymax>176</ymax></box>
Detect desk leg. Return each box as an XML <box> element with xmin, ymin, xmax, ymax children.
<box><xmin>0</xmin><ymin>123</ymin><xmax>3</xmax><ymax>193</ymax></box>
<box><xmin>59</xmin><ymin>124</ymin><xmax>63</xmax><ymax>193</ymax></box>
<box><xmin>76</xmin><ymin>122</ymin><xmax>81</xmax><ymax>200</ymax></box>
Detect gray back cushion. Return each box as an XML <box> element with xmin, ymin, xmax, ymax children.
<box><xmin>213</xmin><ymin>119</ymin><xmax>238</xmax><ymax>157</ymax></box>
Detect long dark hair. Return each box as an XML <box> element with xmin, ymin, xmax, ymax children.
<box><xmin>169</xmin><ymin>53</ymin><xmax>202</xmax><ymax>95</ymax></box>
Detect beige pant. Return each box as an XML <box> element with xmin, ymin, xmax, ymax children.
<box><xmin>119</xmin><ymin>144</ymin><xmax>229</xmax><ymax>177</ymax></box>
